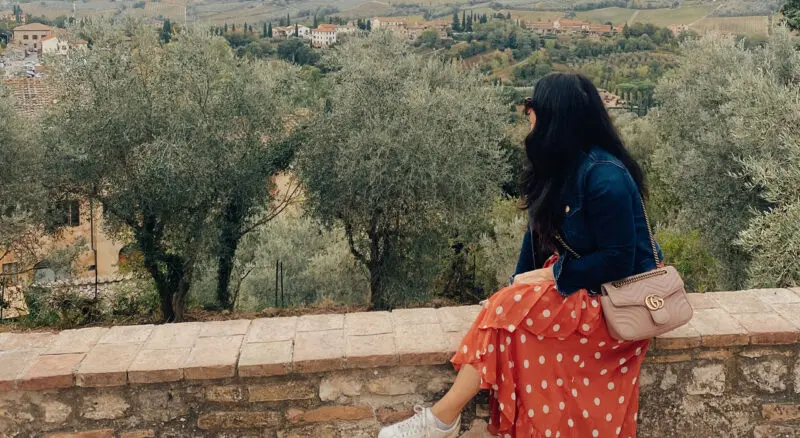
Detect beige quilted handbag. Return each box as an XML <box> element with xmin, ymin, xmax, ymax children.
<box><xmin>556</xmin><ymin>198</ymin><xmax>694</xmax><ymax>341</ymax></box>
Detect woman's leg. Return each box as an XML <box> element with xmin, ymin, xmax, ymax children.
<box><xmin>431</xmin><ymin>363</ymin><xmax>482</xmax><ymax>424</ymax></box>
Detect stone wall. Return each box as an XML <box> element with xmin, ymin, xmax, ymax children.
<box><xmin>1</xmin><ymin>288</ymin><xmax>799</xmax><ymax>438</ymax></box>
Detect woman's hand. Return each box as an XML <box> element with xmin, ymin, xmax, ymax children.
<box><xmin>512</xmin><ymin>266</ymin><xmax>554</xmax><ymax>285</ymax></box>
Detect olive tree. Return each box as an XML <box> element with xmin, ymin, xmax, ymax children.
<box><xmin>645</xmin><ymin>28</ymin><xmax>800</xmax><ymax>289</ymax></box>
<box><xmin>43</xmin><ymin>21</ymin><xmax>303</xmax><ymax>320</ymax></box>
<box><xmin>296</xmin><ymin>33</ymin><xmax>509</xmax><ymax>309</ymax></box>
<box><xmin>0</xmin><ymin>86</ymin><xmax>44</xmax><ymax>275</ymax></box>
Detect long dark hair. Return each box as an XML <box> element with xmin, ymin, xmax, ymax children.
<box><xmin>522</xmin><ymin>73</ymin><xmax>646</xmax><ymax>247</ymax></box>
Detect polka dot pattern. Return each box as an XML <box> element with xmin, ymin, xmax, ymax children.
<box><xmin>450</xmin><ymin>255</ymin><xmax>648</xmax><ymax>438</ymax></box>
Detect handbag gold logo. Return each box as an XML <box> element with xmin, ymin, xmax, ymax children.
<box><xmin>645</xmin><ymin>294</ymin><xmax>665</xmax><ymax>311</ymax></box>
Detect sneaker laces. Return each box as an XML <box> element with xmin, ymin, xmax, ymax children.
<box><xmin>394</xmin><ymin>405</ymin><xmax>429</xmax><ymax>436</ymax></box>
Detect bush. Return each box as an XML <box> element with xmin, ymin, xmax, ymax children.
<box><xmin>22</xmin><ymin>285</ymin><xmax>101</xmax><ymax>329</ymax></box>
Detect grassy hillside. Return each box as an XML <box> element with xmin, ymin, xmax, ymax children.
<box><xmin>691</xmin><ymin>15</ymin><xmax>770</xmax><ymax>36</ymax></box>
<box><xmin>633</xmin><ymin>6</ymin><xmax>712</xmax><ymax>26</ymax></box>
<box><xmin>575</xmin><ymin>7</ymin><xmax>635</xmax><ymax>25</ymax></box>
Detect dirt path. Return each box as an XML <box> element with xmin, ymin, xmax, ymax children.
<box><xmin>627</xmin><ymin>10</ymin><xmax>640</xmax><ymax>25</ymax></box>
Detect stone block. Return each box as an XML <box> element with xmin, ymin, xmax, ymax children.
<box><xmin>142</xmin><ymin>322</ymin><xmax>200</xmax><ymax>350</ymax></box>
<box><xmin>128</xmin><ymin>348</ymin><xmax>188</xmax><ymax>384</ymax></box>
<box><xmin>753</xmin><ymin>424</ymin><xmax>800</xmax><ymax>438</ymax></box>
<box><xmin>394</xmin><ymin>324</ymin><xmax>449</xmax><ymax>366</ymax></box>
<box><xmin>444</xmin><ymin>331</ymin><xmax>465</xmax><ymax>356</ymax></box>
<box><xmin>278</xmin><ymin>424</ymin><xmax>336</xmax><ymax>438</ymax></box>
<box><xmin>0</xmin><ymin>349</ymin><xmax>39</xmax><ymax>390</ymax></box>
<box><xmin>771</xmin><ymin>302</ymin><xmax>800</xmax><ymax>330</ymax></box>
<box><xmin>199</xmin><ymin>319</ymin><xmax>252</xmax><ymax>337</ymax></box>
<box><xmin>246</xmin><ymin>317</ymin><xmax>297</xmax><ymax>343</ymax></box>
<box><xmin>755</xmin><ymin>288</ymin><xmax>800</xmax><ymax>304</ymax></box>
<box><xmin>686</xmin><ymin>363</ymin><xmax>726</xmax><ymax>396</ymax></box>
<box><xmin>41</xmin><ymin>400</ymin><xmax>72</xmax><ymax>423</ymax></box>
<box><xmin>0</xmin><ymin>332</ymin><xmax>56</xmax><ymax>350</ymax></box>
<box><xmin>377</xmin><ymin>407</ymin><xmax>414</xmax><ymax>425</ymax></box>
<box><xmin>690</xmin><ymin>308</ymin><xmax>750</xmax><ymax>347</ymax></box>
<box><xmin>43</xmin><ymin>431</ymin><xmax>115</xmax><ymax>438</ymax></box>
<box><xmin>19</xmin><ymin>353</ymin><xmax>84</xmax><ymax>390</ymax></box>
<box><xmin>205</xmin><ymin>386</ymin><xmax>246</xmax><ymax>403</ymax></box>
<box><xmin>319</xmin><ymin>375</ymin><xmax>363</xmax><ymax>401</ymax></box>
<box><xmin>391</xmin><ymin>308</ymin><xmax>438</xmax><ymax>326</ymax></box>
<box><xmin>695</xmin><ymin>349</ymin><xmax>734</xmax><ymax>361</ymax></box>
<box><xmin>184</xmin><ymin>335</ymin><xmax>243</xmax><ymax>380</ymax></box>
<box><xmin>297</xmin><ymin>314</ymin><xmax>344</xmax><ymax>332</ymax></box>
<box><xmin>76</xmin><ymin>343</ymin><xmax>140</xmax><ymax>387</ymax></box>
<box><xmin>436</xmin><ymin>306</ymin><xmax>480</xmax><ymax>332</ymax></box>
<box><xmin>366</xmin><ymin>375</ymin><xmax>417</xmax><ymax>395</ymax></box>
<box><xmin>293</xmin><ymin>330</ymin><xmax>345</xmax><ymax>373</ymax></box>
<box><xmin>711</xmin><ymin>291</ymin><xmax>771</xmax><ymax>314</ymax></box>
<box><xmin>238</xmin><ymin>341</ymin><xmax>293</xmax><ymax>377</ymax></box>
<box><xmin>119</xmin><ymin>431</ymin><xmax>156</xmax><ymax>438</ymax></box>
<box><xmin>344</xmin><ymin>311</ymin><xmax>393</xmax><ymax>336</ymax></box>
<box><xmin>686</xmin><ymin>293</ymin><xmax>719</xmax><ymax>309</ymax></box>
<box><xmin>740</xmin><ymin>358</ymin><xmax>788</xmax><ymax>393</ymax></box>
<box><xmin>80</xmin><ymin>392</ymin><xmax>130</xmax><ymax>420</ymax></box>
<box><xmin>732</xmin><ymin>313</ymin><xmax>799</xmax><ymax>345</ymax></box>
<box><xmin>293</xmin><ymin>405</ymin><xmax>374</xmax><ymax>423</ymax></box>
<box><xmin>198</xmin><ymin>411</ymin><xmax>283</xmax><ymax>430</ymax></box>
<box><xmin>99</xmin><ymin>325</ymin><xmax>154</xmax><ymax>344</ymax></box>
<box><xmin>761</xmin><ymin>403</ymin><xmax>800</xmax><ymax>421</ymax></box>
<box><xmin>248</xmin><ymin>381</ymin><xmax>316</xmax><ymax>402</ymax></box>
<box><xmin>654</xmin><ymin>322</ymin><xmax>702</xmax><ymax>350</ymax></box>
<box><xmin>346</xmin><ymin>333</ymin><xmax>397</xmax><ymax>368</ymax></box>
<box><xmin>46</xmin><ymin>327</ymin><xmax>107</xmax><ymax>355</ymax></box>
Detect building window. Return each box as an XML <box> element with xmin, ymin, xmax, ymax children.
<box><xmin>23</xmin><ymin>35</ymin><xmax>29</xmax><ymax>40</ymax></box>
<box><xmin>32</xmin><ymin>34</ymin><xmax>38</xmax><ymax>40</ymax></box>
<box><xmin>1</xmin><ymin>263</ymin><xmax>19</xmax><ymax>284</ymax></box>
<box><xmin>33</xmin><ymin>43</ymin><xmax>37</xmax><ymax>49</ymax></box>
<box><xmin>49</xmin><ymin>200</ymin><xmax>80</xmax><ymax>229</ymax></box>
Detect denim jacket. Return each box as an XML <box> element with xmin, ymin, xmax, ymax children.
<box><xmin>513</xmin><ymin>146</ymin><xmax>663</xmax><ymax>296</ymax></box>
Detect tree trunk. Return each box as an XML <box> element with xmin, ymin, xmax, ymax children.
<box><xmin>216</xmin><ymin>201</ymin><xmax>244</xmax><ymax>310</ymax></box>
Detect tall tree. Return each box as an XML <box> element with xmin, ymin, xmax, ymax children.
<box><xmin>313</xmin><ymin>14</ymin><xmax>319</xmax><ymax>28</ymax></box>
<box><xmin>781</xmin><ymin>0</ymin><xmax>800</xmax><ymax>31</ymax></box>
<box><xmin>466</xmin><ymin>13</ymin><xmax>473</xmax><ymax>32</ymax></box>
<box><xmin>461</xmin><ymin>11</ymin><xmax>466</xmax><ymax>31</ymax></box>
<box><xmin>263</xmin><ymin>22</ymin><xmax>267</xmax><ymax>37</ymax></box>
<box><xmin>224</xmin><ymin>23</ymin><xmax>228</xmax><ymax>33</ymax></box>
<box><xmin>232</xmin><ymin>23</ymin><xmax>236</xmax><ymax>32</ymax></box>
<box><xmin>43</xmin><ymin>23</ymin><xmax>305</xmax><ymax>319</ymax></box>
<box><xmin>287</xmin><ymin>13</ymin><xmax>290</xmax><ymax>26</ymax></box>
<box><xmin>296</xmin><ymin>33</ymin><xmax>508</xmax><ymax>309</ymax></box>
<box><xmin>160</xmin><ymin>19</ymin><xmax>172</xmax><ymax>43</ymax></box>
<box><xmin>268</xmin><ymin>22</ymin><xmax>273</xmax><ymax>37</ymax></box>
<box><xmin>452</xmin><ymin>11</ymin><xmax>460</xmax><ymax>32</ymax></box>
<box><xmin>366</xmin><ymin>19</ymin><xmax>371</xmax><ymax>31</ymax></box>
<box><xmin>295</xmin><ymin>23</ymin><xmax>299</xmax><ymax>37</ymax></box>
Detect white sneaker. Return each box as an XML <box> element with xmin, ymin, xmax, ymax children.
<box><xmin>378</xmin><ymin>405</ymin><xmax>460</xmax><ymax>438</ymax></box>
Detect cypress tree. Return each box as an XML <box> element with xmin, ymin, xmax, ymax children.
<box><xmin>313</xmin><ymin>14</ymin><xmax>319</xmax><ymax>28</ymax></box>
<box><xmin>295</xmin><ymin>23</ymin><xmax>299</xmax><ymax>36</ymax></box>
<box><xmin>263</xmin><ymin>22</ymin><xmax>267</xmax><ymax>37</ymax></box>
<box><xmin>366</xmin><ymin>19</ymin><xmax>371</xmax><ymax>31</ymax></box>
<box><xmin>466</xmin><ymin>14</ymin><xmax>472</xmax><ymax>31</ymax></box>
<box><xmin>287</xmin><ymin>13</ymin><xmax>290</xmax><ymax>26</ymax></box>
<box><xmin>232</xmin><ymin>23</ymin><xmax>236</xmax><ymax>32</ymax></box>
<box><xmin>452</xmin><ymin>11</ymin><xmax>460</xmax><ymax>32</ymax></box>
<box><xmin>224</xmin><ymin>23</ymin><xmax>228</xmax><ymax>33</ymax></box>
<box><xmin>506</xmin><ymin>11</ymin><xmax>511</xmax><ymax>19</ymax></box>
<box><xmin>160</xmin><ymin>19</ymin><xmax>172</xmax><ymax>43</ymax></box>
<box><xmin>461</xmin><ymin>11</ymin><xmax>466</xmax><ymax>30</ymax></box>
<box><xmin>244</xmin><ymin>22</ymin><xmax>248</xmax><ymax>33</ymax></box>
<box><xmin>268</xmin><ymin>22</ymin><xmax>273</xmax><ymax>37</ymax></box>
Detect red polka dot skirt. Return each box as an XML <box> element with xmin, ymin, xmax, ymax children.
<box><xmin>451</xmin><ymin>257</ymin><xmax>649</xmax><ymax>438</ymax></box>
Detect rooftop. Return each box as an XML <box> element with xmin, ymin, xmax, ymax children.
<box><xmin>2</xmin><ymin>78</ymin><xmax>56</xmax><ymax>117</ymax></box>
<box><xmin>12</xmin><ymin>23</ymin><xmax>53</xmax><ymax>32</ymax></box>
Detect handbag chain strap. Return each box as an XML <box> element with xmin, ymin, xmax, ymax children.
<box><xmin>555</xmin><ymin>195</ymin><xmax>660</xmax><ymax>266</ymax></box>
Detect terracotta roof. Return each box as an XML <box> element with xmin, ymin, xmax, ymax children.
<box><xmin>314</xmin><ymin>24</ymin><xmax>337</xmax><ymax>32</ymax></box>
<box><xmin>42</xmin><ymin>34</ymin><xmax>58</xmax><ymax>41</ymax></box>
<box><xmin>13</xmin><ymin>23</ymin><xmax>53</xmax><ymax>32</ymax></box>
<box><xmin>2</xmin><ymin>78</ymin><xmax>56</xmax><ymax>118</ymax></box>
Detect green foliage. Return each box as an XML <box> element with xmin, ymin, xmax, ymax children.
<box><xmin>656</xmin><ymin>228</ymin><xmax>719</xmax><ymax>292</ymax></box>
<box><xmin>782</xmin><ymin>0</ymin><xmax>800</xmax><ymax>31</ymax></box>
<box><xmin>109</xmin><ymin>279</ymin><xmax>160</xmax><ymax>320</ymax></box>
<box><xmin>43</xmin><ymin>21</ymin><xmax>305</xmax><ymax>321</ymax></box>
<box><xmin>640</xmin><ymin>28</ymin><xmax>800</xmax><ymax>290</ymax></box>
<box><xmin>0</xmin><ymin>85</ymin><xmax>45</xmax><ymax>268</ymax></box>
<box><xmin>277</xmin><ymin>38</ymin><xmax>319</xmax><ymax>65</ymax></box>
<box><xmin>297</xmin><ymin>33</ymin><xmax>509</xmax><ymax>309</ymax></box>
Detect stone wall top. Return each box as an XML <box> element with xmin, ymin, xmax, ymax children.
<box><xmin>1</xmin><ymin>288</ymin><xmax>799</xmax><ymax>392</ymax></box>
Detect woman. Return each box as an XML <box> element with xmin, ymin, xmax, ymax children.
<box><xmin>378</xmin><ymin>72</ymin><xmax>661</xmax><ymax>438</ymax></box>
